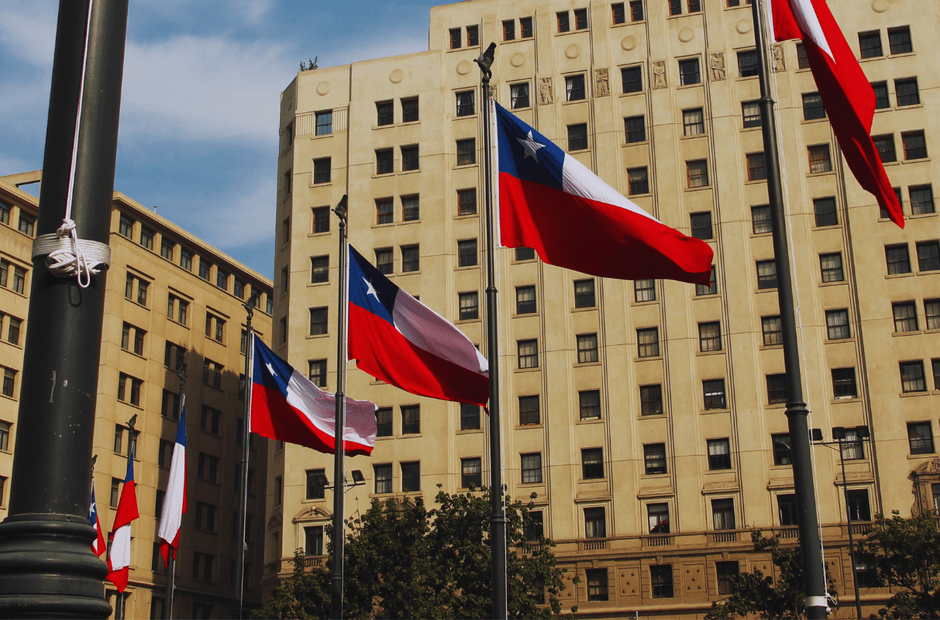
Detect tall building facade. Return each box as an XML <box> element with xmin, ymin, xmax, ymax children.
<box><xmin>0</xmin><ymin>171</ymin><xmax>274</xmax><ymax>619</ymax></box>
<box><xmin>273</xmin><ymin>0</ymin><xmax>940</xmax><ymax>615</ymax></box>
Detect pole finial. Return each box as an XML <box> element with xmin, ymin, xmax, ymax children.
<box><xmin>475</xmin><ymin>42</ymin><xmax>496</xmax><ymax>80</ymax></box>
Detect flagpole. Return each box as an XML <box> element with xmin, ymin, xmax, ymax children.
<box><xmin>475</xmin><ymin>43</ymin><xmax>508</xmax><ymax>620</ymax></box>
<box><xmin>164</xmin><ymin>365</ymin><xmax>186</xmax><ymax>620</ymax></box>
<box><xmin>234</xmin><ymin>295</ymin><xmax>258</xmax><ymax>619</ymax></box>
<box><xmin>330</xmin><ymin>194</ymin><xmax>349</xmax><ymax>620</ymax></box>
<box><xmin>751</xmin><ymin>2</ymin><xmax>828</xmax><ymax>617</ymax></box>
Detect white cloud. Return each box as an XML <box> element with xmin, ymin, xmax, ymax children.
<box><xmin>0</xmin><ymin>3</ymin><xmax>57</xmax><ymax>68</ymax></box>
<box><xmin>175</xmin><ymin>175</ymin><xmax>276</xmax><ymax>252</ymax></box>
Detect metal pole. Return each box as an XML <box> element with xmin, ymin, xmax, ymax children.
<box><xmin>234</xmin><ymin>295</ymin><xmax>257</xmax><ymax>619</ymax></box>
<box><xmin>165</xmin><ymin>364</ymin><xmax>186</xmax><ymax>620</ymax></box>
<box><xmin>475</xmin><ymin>43</ymin><xmax>508</xmax><ymax>620</ymax></box>
<box><xmin>750</xmin><ymin>2</ymin><xmax>827</xmax><ymax>617</ymax></box>
<box><xmin>330</xmin><ymin>195</ymin><xmax>349</xmax><ymax>620</ymax></box>
<box><xmin>838</xmin><ymin>438</ymin><xmax>864</xmax><ymax>620</ymax></box>
<box><xmin>0</xmin><ymin>0</ymin><xmax>126</xmax><ymax>616</ymax></box>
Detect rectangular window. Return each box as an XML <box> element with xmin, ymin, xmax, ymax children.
<box><xmin>907</xmin><ymin>421</ymin><xmax>934</xmax><ymax>454</ymax></box>
<box><xmin>0</xmin><ymin>368</ymin><xmax>13</xmax><ymax>399</ymax></box>
<box><xmin>669</xmin><ymin>0</ymin><xmax>682</xmax><ymax>15</ymax></box>
<box><xmin>310</xmin><ymin>255</ymin><xmax>329</xmax><ymax>284</ymax></box>
<box><xmin>401</xmin><ymin>245</ymin><xmax>419</xmax><ymax>272</ymax></box>
<box><xmin>457</xmin><ymin>239</ymin><xmax>478</xmax><ymax>268</ymax></box>
<box><xmin>742</xmin><ymin>101</ymin><xmax>761</xmax><ymax>128</ymax></box>
<box><xmin>138</xmin><ymin>227</ymin><xmax>154</xmax><ymax>251</ymax></box>
<box><xmin>3</xmin><ymin>317</ymin><xmax>17</xmax><ymax>346</ymax></box>
<box><xmin>896</xmin><ymin>77</ymin><xmax>920</xmax><ymax>106</ymax></box>
<box><xmin>315</xmin><ymin>110</ymin><xmax>332</xmax><ymax>136</ymax></box>
<box><xmin>678</xmin><ymin>58</ymin><xmax>701</xmax><ymax>85</ymax></box>
<box><xmin>375</xmin><ymin>149</ymin><xmax>393</xmax><ymax>175</ymax></box>
<box><xmin>461</xmin><ymin>457</ymin><xmax>482</xmax><ymax>488</ymax></box>
<box><xmin>683</xmin><ymin>108</ymin><xmax>705</xmax><ymax>136</ymax></box>
<box><xmin>518</xmin><ymin>339</ymin><xmax>539</xmax><ymax>369</ymax></box>
<box><xmin>628</xmin><ymin>167</ymin><xmax>649</xmax><ymax>195</ymax></box>
<box><xmin>199</xmin><ymin>406</ymin><xmax>221</xmax><ymax>436</ymax></box>
<box><xmin>586</xmin><ymin>568</ymin><xmax>608</xmax><ymax>601</ymax></box>
<box><xmin>515</xmin><ymin>247</ymin><xmax>535</xmax><ymax>261</ymax></box>
<box><xmin>640</xmin><ymin>384</ymin><xmax>663</xmax><ymax>416</ymax></box>
<box><xmin>717</xmin><ymin>561</ymin><xmax>739</xmax><ymax>595</ymax></box>
<box><xmin>826</xmin><ymin>309</ymin><xmax>851</xmax><ymax>339</ymax></box>
<box><xmin>401</xmin><ymin>405</ymin><xmax>420</xmax><ymax>435</ymax></box>
<box><xmin>888</xmin><ymin>26</ymin><xmax>912</xmax><ymax>54</ymax></box>
<box><xmin>456</xmin><ymin>90</ymin><xmax>475</xmax><ymax>117</ymax></box>
<box><xmin>460</xmin><ymin>403</ymin><xmax>480</xmax><ymax>431</ymax></box>
<box><xmin>375</xmin><ymin>248</ymin><xmax>393</xmax><ymax>275</ymax></box>
<box><xmin>926</xmin><ymin>300</ymin><xmax>940</xmax><ymax>330</ymax></box>
<box><xmin>703</xmin><ymin>379</ymin><xmax>726</xmax><ymax>410</ymax></box>
<box><xmin>808</xmin><ymin>145</ymin><xmax>832</xmax><ymax>174</ymax></box>
<box><xmin>712</xmin><ymin>499</ymin><xmax>736</xmax><ymax>530</ymax></box>
<box><xmin>457</xmin><ymin>188</ymin><xmax>477</xmax><ymax>215</ymax></box>
<box><xmin>872</xmin><ymin>81</ymin><xmax>890</xmax><ymax>109</ymax></box>
<box><xmin>584</xmin><ymin>506</ymin><xmax>606</xmax><ymax>538</ymax></box>
<box><xmin>312</xmin><ymin>206</ymin><xmax>330</xmax><ymax>234</ymax></box>
<box><xmin>624</xmin><ymin>115</ymin><xmax>645</xmax><ymax>143</ymax></box>
<box><xmin>579</xmin><ymin>390</ymin><xmax>601</xmax><ymax>420</ymax></box>
<box><xmin>458</xmin><ymin>291</ymin><xmax>479</xmax><ymax>321</ymax></box>
<box><xmin>644</xmin><ymin>443</ymin><xmax>667</xmax><ymax>474</ymax></box>
<box><xmin>312</xmin><ymin>157</ymin><xmax>331</xmax><ymax>184</ymax></box>
<box><xmin>510</xmin><ymin>82</ymin><xmax>530</xmax><ymax>109</ymax></box>
<box><xmin>574</xmin><ymin>279</ymin><xmax>596</xmax><ymax>308</ymax></box>
<box><xmin>515</xmin><ymin>285</ymin><xmax>536</xmax><ymax>314</ymax></box>
<box><xmin>634</xmin><ymin>279</ymin><xmax>655</xmax><ymax>302</ymax></box>
<box><xmin>456</xmin><ymin>138</ymin><xmax>476</xmax><ymax>166</ymax></box>
<box><xmin>802</xmin><ymin>92</ymin><xmax>826</xmax><ymax>120</ymax></box>
<box><xmin>401</xmin><ymin>462</ymin><xmax>420</xmax><ymax>492</ymax></box>
<box><xmin>687</xmin><ymin>160</ymin><xmax>709</xmax><ymax>188</ymax></box>
<box><xmin>202</xmin><ymin>359</ymin><xmax>223</xmax><ymax>389</ymax></box>
<box><xmin>778</xmin><ymin>494</ymin><xmax>799</xmax><ymax>525</ymax></box>
<box><xmin>699</xmin><ymin>321</ymin><xmax>722</xmax><ymax>352</ymax></box>
<box><xmin>401</xmin><ymin>97</ymin><xmax>419</xmax><ymax>123</ymax></box>
<box><xmin>309</xmin><ymin>307</ymin><xmax>328</xmax><ymax>336</ymax></box>
<box><xmin>12</xmin><ymin>215</ymin><xmax>29</xmax><ymax>237</ymax></box>
<box><xmin>574</xmin><ymin>8</ymin><xmax>588</xmax><ymax>29</ymax></box>
<box><xmin>637</xmin><ymin>327</ymin><xmax>659</xmax><ymax>358</ymax></box>
<box><xmin>893</xmin><ymin>301</ymin><xmax>918</xmax><ymax>332</ymax></box>
<box><xmin>466</xmin><ymin>25</ymin><xmax>479</xmax><ymax>46</ymax></box>
<box><xmin>519</xmin><ymin>395</ymin><xmax>540</xmax><ymax>425</ymax></box>
<box><xmin>647</xmin><ymin>503</ymin><xmax>670</xmax><ymax>534</ymax></box>
<box><xmin>161</xmin><ymin>389</ymin><xmax>180</xmax><ymax>420</ymax></box>
<box><xmin>762</xmin><ymin>315</ymin><xmax>783</xmax><ymax>346</ymax></box>
<box><xmin>910</xmin><ymin>185</ymin><xmax>935</xmax><ymax>215</ymax></box>
<box><xmin>376</xmin><ymin>101</ymin><xmax>393</xmax><ymax>126</ymax></box>
<box><xmin>847</xmin><ymin>489</ymin><xmax>871</xmax><ymax>521</ymax></box>
<box><xmin>118</xmin><ymin>214</ymin><xmax>133</xmax><ymax>238</ymax></box>
<box><xmin>195</xmin><ymin>501</ymin><xmax>217</xmax><ymax>532</ymax></box>
<box><xmin>502</xmin><ymin>19</ymin><xmax>516</xmax><ymax>41</ymax></box>
<box><xmin>901</xmin><ymin>361</ymin><xmax>927</xmax><ymax>393</ymax></box>
<box><xmin>708</xmin><ymin>438</ymin><xmax>732</xmax><ymax>470</ymax></box>
<box><xmin>521</xmin><ymin>453</ymin><xmax>542</xmax><ymax>484</ymax></box>
<box><xmin>197</xmin><ymin>452</ymin><xmax>219</xmax><ymax>483</ymax></box>
<box><xmin>886</xmin><ymin>244</ymin><xmax>912</xmax><ymax>274</ymax></box>
<box><xmin>688</xmin><ymin>0</ymin><xmax>701</xmax><ymax>11</ymax></box>
<box><xmin>612</xmin><ymin>2</ymin><xmax>625</xmax><ymax>23</ymax></box>
<box><xmin>651</xmin><ymin>565</ymin><xmax>674</xmax><ymax>598</ymax></box>
<box><xmin>873</xmin><ymin>134</ymin><xmax>897</xmax><ymax>163</ymax></box>
<box><xmin>696</xmin><ymin>267</ymin><xmax>717</xmax><ymax>296</ymax></box>
<box><xmin>565</xmin><ymin>74</ymin><xmax>586</xmax><ymax>101</ymax></box>
<box><xmin>117</xmin><ymin>373</ymin><xmax>142</xmax><ymax>406</ymax></box>
<box><xmin>757</xmin><ymin>260</ymin><xmax>777</xmax><ymax>289</ymax></box>
<box><xmin>400</xmin><ymin>145</ymin><xmax>419</xmax><ymax>172</ymax></box>
<box><xmin>304</xmin><ymin>526</ymin><xmax>324</xmax><ymax>557</ymax></box>
<box><xmin>820</xmin><ymin>252</ymin><xmax>844</xmax><ymax>282</ymax></box>
<box><xmin>917</xmin><ymin>241</ymin><xmax>940</xmax><ymax>272</ymax></box>
<box><xmin>401</xmin><ymin>194</ymin><xmax>419</xmax><ymax>222</ymax></box>
<box><xmin>621</xmin><ymin>65</ymin><xmax>642</xmax><ymax>93</ymax></box>
<box><xmin>902</xmin><ymin>130</ymin><xmax>927</xmax><ymax>160</ymax></box>
<box><xmin>0</xmin><ymin>202</ymin><xmax>9</xmax><ymax>225</ymax></box>
<box><xmin>737</xmin><ymin>49</ymin><xmax>758</xmax><ymax>77</ymax></box>
<box><xmin>375</xmin><ymin>408</ymin><xmax>392</xmax><ymax>437</ymax></box>
<box><xmin>582</xmin><ymin>448</ymin><xmax>604</xmax><ymax>479</ymax></box>
<box><xmin>767</xmin><ymin>373</ymin><xmax>788</xmax><ymax>404</ymax></box>
<box><xmin>577</xmin><ymin>334</ymin><xmax>598</xmax><ymax>363</ymax></box>
<box><xmin>747</xmin><ymin>152</ymin><xmax>767</xmax><ymax>181</ymax></box>
<box><xmin>160</xmin><ymin>238</ymin><xmax>175</xmax><ymax>260</ymax></box>
<box><xmin>520</xmin><ymin>17</ymin><xmax>533</xmax><ymax>38</ymax></box>
<box><xmin>690</xmin><ymin>211</ymin><xmax>713</xmax><ymax>240</ymax></box>
<box><xmin>832</xmin><ymin>367</ymin><xmax>858</xmax><ymax>398</ymax></box>
<box><xmin>307</xmin><ymin>359</ymin><xmax>327</xmax><ymax>387</ymax></box>
<box><xmin>858</xmin><ymin>31</ymin><xmax>883</xmax><ymax>58</ymax></box>
<box><xmin>302</xmin><ymin>469</ymin><xmax>325</xmax><ymax>500</ymax></box>
<box><xmin>630</xmin><ymin>0</ymin><xmax>644</xmax><ymax>21</ymax></box>
<box><xmin>567</xmin><ymin>124</ymin><xmax>588</xmax><ymax>151</ymax></box>
<box><xmin>557</xmin><ymin>11</ymin><xmax>570</xmax><ymax>32</ymax></box>
<box><xmin>449</xmin><ymin>27</ymin><xmax>461</xmax><ymax>49</ymax></box>
<box><xmin>772</xmin><ymin>433</ymin><xmax>792</xmax><ymax>465</ymax></box>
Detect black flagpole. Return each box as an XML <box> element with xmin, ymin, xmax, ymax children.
<box><xmin>475</xmin><ymin>43</ymin><xmax>508</xmax><ymax>620</ymax></box>
<box><xmin>330</xmin><ymin>195</ymin><xmax>349</xmax><ymax>620</ymax></box>
<box><xmin>234</xmin><ymin>295</ymin><xmax>258</xmax><ymax>619</ymax></box>
<box><xmin>751</xmin><ymin>1</ymin><xmax>828</xmax><ymax>617</ymax></box>
<box><xmin>165</xmin><ymin>365</ymin><xmax>186</xmax><ymax>620</ymax></box>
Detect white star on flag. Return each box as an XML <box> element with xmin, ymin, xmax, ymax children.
<box><xmin>517</xmin><ymin>130</ymin><xmax>545</xmax><ymax>163</ymax></box>
<box><xmin>363</xmin><ymin>277</ymin><xmax>379</xmax><ymax>300</ymax></box>
<box><xmin>266</xmin><ymin>362</ymin><xmax>277</xmax><ymax>377</ymax></box>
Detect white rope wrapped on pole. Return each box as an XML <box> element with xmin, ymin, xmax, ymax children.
<box><xmin>32</xmin><ymin>218</ymin><xmax>111</xmax><ymax>288</ymax></box>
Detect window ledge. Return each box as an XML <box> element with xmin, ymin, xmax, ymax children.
<box><xmin>702</xmin><ymin>408</ymin><xmax>731</xmax><ymax>414</ymax></box>
<box><xmin>305</xmin><ymin>334</ymin><xmax>329</xmax><ymax>340</ymax></box>
<box><xmin>908</xmin><ymin>452</ymin><xmax>937</xmax><ymax>459</ymax></box>
<box><xmin>684</xmin><ymin>185</ymin><xmax>711</xmax><ymax>193</ymax></box>
<box><xmin>575</xmin><ymin>361</ymin><xmax>602</xmax><ymax>368</ymax></box>
<box><xmin>892</xmin><ymin>330</ymin><xmax>921</xmax><ymax>337</ymax></box>
<box><xmin>899</xmin><ymin>391</ymin><xmax>930</xmax><ymax>398</ymax></box>
<box><xmin>635</xmin><ymin>355</ymin><xmax>663</xmax><ymax>362</ymax></box>
<box><xmin>571</xmin><ymin>306</ymin><xmax>598</xmax><ymax>313</ymax></box>
<box><xmin>902</xmin><ymin>157</ymin><xmax>931</xmax><ymax>165</ymax></box>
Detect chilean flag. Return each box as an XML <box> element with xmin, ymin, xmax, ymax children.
<box><xmin>88</xmin><ymin>483</ymin><xmax>105</xmax><ymax>557</ymax></box>
<box><xmin>495</xmin><ymin>103</ymin><xmax>714</xmax><ymax>285</ymax></box>
<box><xmin>251</xmin><ymin>334</ymin><xmax>377</xmax><ymax>456</ymax></box>
<box><xmin>348</xmin><ymin>245</ymin><xmax>490</xmax><ymax>407</ymax></box>
<box><xmin>157</xmin><ymin>402</ymin><xmax>187</xmax><ymax>566</ymax></box>
<box><xmin>106</xmin><ymin>447</ymin><xmax>139</xmax><ymax>592</ymax></box>
<box><xmin>771</xmin><ymin>0</ymin><xmax>903</xmax><ymax>227</ymax></box>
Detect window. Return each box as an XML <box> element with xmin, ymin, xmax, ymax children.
<box><xmin>679</xmin><ymin>58</ymin><xmax>701</xmax><ymax>85</ymax></box>
<box><xmin>202</xmin><ymin>359</ymin><xmax>222</xmax><ymax>389</ymax></box>
<box><xmin>460</xmin><ymin>404</ymin><xmax>480</xmax><ymax>431</ymax></box>
<box><xmin>703</xmin><ymin>379</ymin><xmax>726</xmax><ymax>410</ymax></box>
<box><xmin>858</xmin><ymin>31</ymin><xmax>883</xmax><ymax>58</ymax></box>
<box><xmin>0</xmin><ymin>368</ymin><xmax>13</xmax><ymax>399</ymax></box>
<box><xmin>166</xmin><ymin>294</ymin><xmax>189</xmax><ymax>325</ymax></box>
<box><xmin>307</xmin><ymin>307</ymin><xmax>328</xmax><ymax>336</ymax></box>
<box><xmin>0</xmin><ymin>202</ymin><xmax>8</xmax><ymax>225</ymax></box>
<box><xmin>640</xmin><ymin>384</ymin><xmax>663</xmax><ymax>416</ymax></box>
<box><xmin>832</xmin><ymin>367</ymin><xmax>858</xmax><ymax>398</ymax></box>
<box><xmin>456</xmin><ymin>90</ymin><xmax>475</xmax><ymax>117</ymax></box>
<box><xmin>808</xmin><ymin>145</ymin><xmax>832</xmax><ymax>174</ymax></box>
<box><xmin>690</xmin><ymin>211</ymin><xmax>712</xmax><ymax>240</ymax></box>
<box><xmin>699</xmin><ymin>321</ymin><xmax>722</xmax><ymax>352</ymax></box>
<box><xmin>398</xmin><ymin>194</ymin><xmax>419</xmax><ymax>222</ymax></box>
<box><xmin>766</xmin><ymin>373</ymin><xmax>787</xmax><ymax>404</ymax></box>
<box><xmin>401</xmin><ymin>245</ymin><xmax>419</xmax><ymax>272</ymax></box>
<box><xmin>802</xmin><ymin>92</ymin><xmax>825</xmax><ymax>120</ymax></box>
<box><xmin>872</xmin><ymin>134</ymin><xmax>897</xmax><ymax>163</ymax></box>
<box><xmin>310</xmin><ymin>255</ymin><xmax>329</xmax><ymax>284</ymax></box>
<box><xmin>926</xmin><ymin>299</ymin><xmax>940</xmax><ymax>329</ymax></box>
<box><xmin>871</xmin><ymin>81</ymin><xmax>890</xmax><ymax>109</ymax></box>
<box><xmin>525</xmin><ymin>511</ymin><xmax>544</xmax><ymax>541</ymax></box>
<box><xmin>193</xmin><ymin>552</ymin><xmax>214</xmax><ymax>582</ymax></box>
<box><xmin>687</xmin><ymin>160</ymin><xmax>709</xmax><ymax>188</ymax></box>
<box><xmin>887</xmin><ymin>26</ymin><xmax>912</xmax><ymax>54</ymax></box>
<box><xmin>161</xmin><ymin>389</ymin><xmax>180</xmax><ymax>420</ymax></box>
<box><xmin>903</xmin><ymin>130</ymin><xmax>927</xmax><ymax>160</ymax></box>
<box><xmin>772</xmin><ymin>433</ymin><xmax>792</xmax><ymax>465</ymax></box>
<box><xmin>121</xmin><ymin>322</ymin><xmax>145</xmax><ymax>356</ymax></box>
<box><xmin>567</xmin><ymin>124</ymin><xmax>588</xmax><ymax>151</ymax></box>
<box><xmin>518</xmin><ymin>339</ymin><xmax>539</xmax><ymax>369</ymax></box>
<box><xmin>582</xmin><ymin>448</ymin><xmax>604</xmax><ymax>479</ymax></box>
<box><xmin>375</xmin><ymin>149</ymin><xmax>393</xmax><ymax>175</ymax></box>
<box><xmin>215</xmin><ymin>269</ymin><xmax>229</xmax><ymax>291</ymax></box>
<box><xmin>400</xmin><ymin>145</ymin><xmax>419</xmax><ymax>172</ymax></box>
<box><xmin>198</xmin><ymin>452</ymin><xmax>219</xmax><ymax>483</ymax></box>
<box><xmin>401</xmin><ymin>405</ymin><xmax>420</xmax><ymax>434</ymax></box>
<box><xmin>696</xmin><ymin>267</ymin><xmax>717</xmax><ymax>296</ymax></box>
<box><xmin>577</xmin><ymin>334</ymin><xmax>598</xmax><ymax>363</ymax></box>
<box><xmin>401</xmin><ymin>462</ymin><xmax>420</xmax><ymax>492</ymax></box>
<box><xmin>579</xmin><ymin>390</ymin><xmax>601</xmax><ymax>420</ymax></box>
<box><xmin>521</xmin><ymin>453</ymin><xmax>542</xmax><ymax>484</ymax></box>
<box><xmin>747</xmin><ymin>152</ymin><xmax>766</xmax><ymax>181</ymax></box>
<box><xmin>907</xmin><ymin>421</ymin><xmax>934</xmax><ymax>454</ymax></box>
<box><xmin>125</xmin><ymin>274</ymin><xmax>149</xmax><ymax>306</ymax></box>
<box><xmin>110</xmin><ymin>478</ymin><xmax>121</xmax><ymax>508</ymax></box>
<box><xmin>651</xmin><ymin>565</ymin><xmax>674</xmax><ymax>598</ymax></box>
<box><xmin>885</xmin><ymin>244</ymin><xmax>911</xmax><ymax>274</ymax></box>
<box><xmin>449</xmin><ymin>27</ymin><xmax>461</xmax><ymax>49</ymax></box>
<box><xmin>621</xmin><ymin>65</ymin><xmax>642</xmax><ymax>93</ymax></box>
<box><xmin>515</xmin><ymin>286</ymin><xmax>536</xmax><ymax>314</ymax></box>
<box><xmin>634</xmin><ymin>279</ymin><xmax>655</xmax><ymax>302</ymax></box>
<box><xmin>646</xmin><ymin>502</ymin><xmax>670</xmax><ymax>534</ymax></box>
<box><xmin>584</xmin><ymin>506</ymin><xmax>606</xmax><ymax>538</ymax></box>
<box><xmin>717</xmin><ymin>561</ymin><xmax>739</xmax><ymax>595</ymax></box>
<box><xmin>510</xmin><ymin>82</ymin><xmax>530</xmax><ymax>109</ymax></box>
<box><xmin>565</xmin><ymin>74</ymin><xmax>586</xmax><ymax>101</ymax></box>
<box><xmin>900</xmin><ymin>361</ymin><xmax>927</xmax><ymax>393</ymax></box>
<box><xmin>502</xmin><ymin>19</ymin><xmax>516</xmax><ymax>41</ymax></box>
<box><xmin>761</xmin><ymin>315</ymin><xmax>783</xmax><ymax>346</ymax></box>
<box><xmin>826</xmin><ymin>309</ymin><xmax>851</xmax><ymax>340</ymax></box>
<box><xmin>375</xmin><ymin>248</ymin><xmax>393</xmax><ymax>275</ymax></box>
<box><xmin>630</xmin><ymin>0</ymin><xmax>644</xmax><ymax>21</ymax></box>
<box><xmin>574</xmin><ymin>7</ymin><xmax>588</xmax><ymax>29</ymax></box>
<box><xmin>117</xmin><ymin>373</ymin><xmax>142</xmax><ymax>406</ymax></box>
<box><xmin>688</xmin><ymin>0</ymin><xmax>701</xmax><ymax>11</ymax></box>
<box><xmin>757</xmin><ymin>260</ymin><xmax>777</xmax><ymax>289</ymax></box>
<box><xmin>737</xmin><ymin>49</ymin><xmax>758</xmax><ymax>77</ymax></box>
<box><xmin>313</xmin><ymin>157</ymin><xmax>331</xmax><ymax>184</ymax></box>
<box><xmin>458</xmin><ymin>292</ymin><xmax>479</xmax><ymax>321</ymax></box>
<box><xmin>644</xmin><ymin>443</ymin><xmax>667</xmax><ymax>474</ymax></box>
<box><xmin>375</xmin><ymin>408</ymin><xmax>392</xmax><ymax>437</ymax></box>
<box><xmin>896</xmin><ymin>77</ymin><xmax>920</xmax><ymax>106</ymax></box>
<box><xmin>712</xmin><ymin>498</ymin><xmax>736</xmax><ymax>530</ymax></box>
<box><xmin>917</xmin><ymin>241</ymin><xmax>940</xmax><ymax>272</ymax></box>
<box><xmin>515</xmin><ymin>247</ymin><xmax>535</xmax><ymax>261</ymax></box>
<box><xmin>461</xmin><ymin>457</ymin><xmax>482</xmax><ymax>488</ymax></box>
<box><xmin>205</xmin><ymin>313</ymin><xmax>225</xmax><ymax>342</ymax></box>
<box><xmin>195</xmin><ymin>501</ymin><xmax>217</xmax><ymax>532</ymax></box>
<box><xmin>637</xmin><ymin>327</ymin><xmax>659</xmax><ymax>358</ymax></box>
<box><xmin>312</xmin><ymin>206</ymin><xmax>330</xmax><ymax>233</ymax></box>
<box><xmin>748</xmin><ymin>207</ymin><xmax>771</xmax><ymax>237</ymax></box>
<box><xmin>6</xmin><ymin>316</ymin><xmax>21</xmax><ymax>346</ymax></box>
<box><xmin>624</xmin><ymin>115</ymin><xmax>645</xmax><ymax>143</ymax></box>
<box><xmin>304</xmin><ymin>526</ymin><xmax>324</xmax><ymax>556</ymax></box>
<box><xmin>159</xmin><ymin>237</ymin><xmax>175</xmax><ymax>260</ymax></box>
<box><xmin>457</xmin><ymin>239</ymin><xmax>478</xmax><ymax>267</ymax></box>
<box><xmin>841</xmin><ymin>427</ymin><xmax>866</xmax><ymax>460</ymax></box>
<box><xmin>708</xmin><ymin>438</ymin><xmax>732</xmax><ymax>470</ymax></box>
<box><xmin>0</xmin><ymin>422</ymin><xmax>8</xmax><ymax>453</ymax></box>
<box><xmin>668</xmin><ymin>0</ymin><xmax>682</xmax><ymax>15</ymax></box>
<box><xmin>466</xmin><ymin>25</ymin><xmax>479</xmax><ymax>46</ymax></box>
<box><xmin>313</xmin><ymin>109</ymin><xmax>332</xmax><ymax>136</ymax></box>
<box><xmin>911</xmin><ymin>185</ymin><xmax>935</xmax><ymax>215</ymax></box>
<box><xmin>401</xmin><ymin>96</ymin><xmax>419</xmax><ymax>122</ymax></box>
<box><xmin>742</xmin><ymin>100</ymin><xmax>761</xmax><ymax>128</ymax></box>
<box><xmin>777</xmin><ymin>494</ymin><xmax>799</xmax><ymax>526</ymax></box>
<box><xmin>520</xmin><ymin>17</ymin><xmax>533</xmax><ymax>38</ymax></box>
<box><xmin>456</xmin><ymin>138</ymin><xmax>476</xmax><ymax>165</ymax></box>
<box><xmin>557</xmin><ymin>11</ymin><xmax>570</xmax><ymax>32</ymax></box>
<box><xmin>820</xmin><ymin>252</ymin><xmax>844</xmax><ymax>282</ymax></box>
<box><xmin>138</xmin><ymin>227</ymin><xmax>154</xmax><ymax>251</ymax></box>
<box><xmin>612</xmin><ymin>2</ymin><xmax>626</xmax><ymax>23</ymax></box>
<box><xmin>681</xmin><ymin>108</ymin><xmax>705</xmax><ymax>137</ymax></box>
<box><xmin>457</xmin><ymin>188</ymin><xmax>477</xmax><ymax>215</ymax></box>
<box><xmin>519</xmin><ymin>395</ymin><xmax>540</xmax><ymax>426</ymax></box>
<box><xmin>117</xmin><ymin>214</ymin><xmax>133</xmax><ymax>238</ymax></box>
<box><xmin>628</xmin><ymin>167</ymin><xmax>649</xmax><ymax>195</ymax></box>
<box><xmin>574</xmin><ymin>279</ymin><xmax>596</xmax><ymax>308</ymax></box>
<box><xmin>376</xmin><ymin>101</ymin><xmax>393</xmax><ymax>126</ymax></box>
<box><xmin>586</xmin><ymin>568</ymin><xmax>609</xmax><ymax>601</ymax></box>
<box><xmin>846</xmin><ymin>489</ymin><xmax>871</xmax><ymax>521</ymax></box>
<box><xmin>893</xmin><ymin>301</ymin><xmax>918</xmax><ymax>332</ymax></box>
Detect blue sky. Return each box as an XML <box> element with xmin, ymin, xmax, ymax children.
<box><xmin>0</xmin><ymin>0</ymin><xmax>451</xmax><ymax>278</ymax></box>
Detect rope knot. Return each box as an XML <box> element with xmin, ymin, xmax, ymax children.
<box><xmin>32</xmin><ymin>218</ymin><xmax>111</xmax><ymax>288</ymax></box>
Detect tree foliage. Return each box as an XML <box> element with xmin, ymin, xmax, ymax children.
<box><xmin>856</xmin><ymin>510</ymin><xmax>940</xmax><ymax>619</ymax></box>
<box><xmin>254</xmin><ymin>486</ymin><xmax>571</xmax><ymax>619</ymax></box>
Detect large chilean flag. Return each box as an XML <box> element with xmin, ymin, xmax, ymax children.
<box><xmin>770</xmin><ymin>0</ymin><xmax>903</xmax><ymax>228</ymax></box>
<box><xmin>106</xmin><ymin>448</ymin><xmax>139</xmax><ymax>593</ymax></box>
<box><xmin>157</xmin><ymin>402</ymin><xmax>186</xmax><ymax>566</ymax></box>
<box><xmin>348</xmin><ymin>245</ymin><xmax>489</xmax><ymax>408</ymax></box>
<box><xmin>496</xmin><ymin>102</ymin><xmax>713</xmax><ymax>285</ymax></box>
<box><xmin>251</xmin><ymin>334</ymin><xmax>377</xmax><ymax>456</ymax></box>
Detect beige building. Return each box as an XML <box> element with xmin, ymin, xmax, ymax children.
<box><xmin>272</xmin><ymin>0</ymin><xmax>940</xmax><ymax>616</ymax></box>
<box><xmin>0</xmin><ymin>171</ymin><xmax>274</xmax><ymax>619</ymax></box>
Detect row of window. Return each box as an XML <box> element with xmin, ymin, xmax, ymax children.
<box><xmin>0</xmin><ymin>201</ymin><xmax>34</xmax><ymax>237</ymax></box>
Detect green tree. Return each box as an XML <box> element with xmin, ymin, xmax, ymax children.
<box><xmin>706</xmin><ymin>530</ymin><xmax>834</xmax><ymax>620</ymax></box>
<box><xmin>856</xmin><ymin>510</ymin><xmax>940</xmax><ymax>619</ymax></box>
<box><xmin>254</xmin><ymin>486</ymin><xmax>572</xmax><ymax>619</ymax></box>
